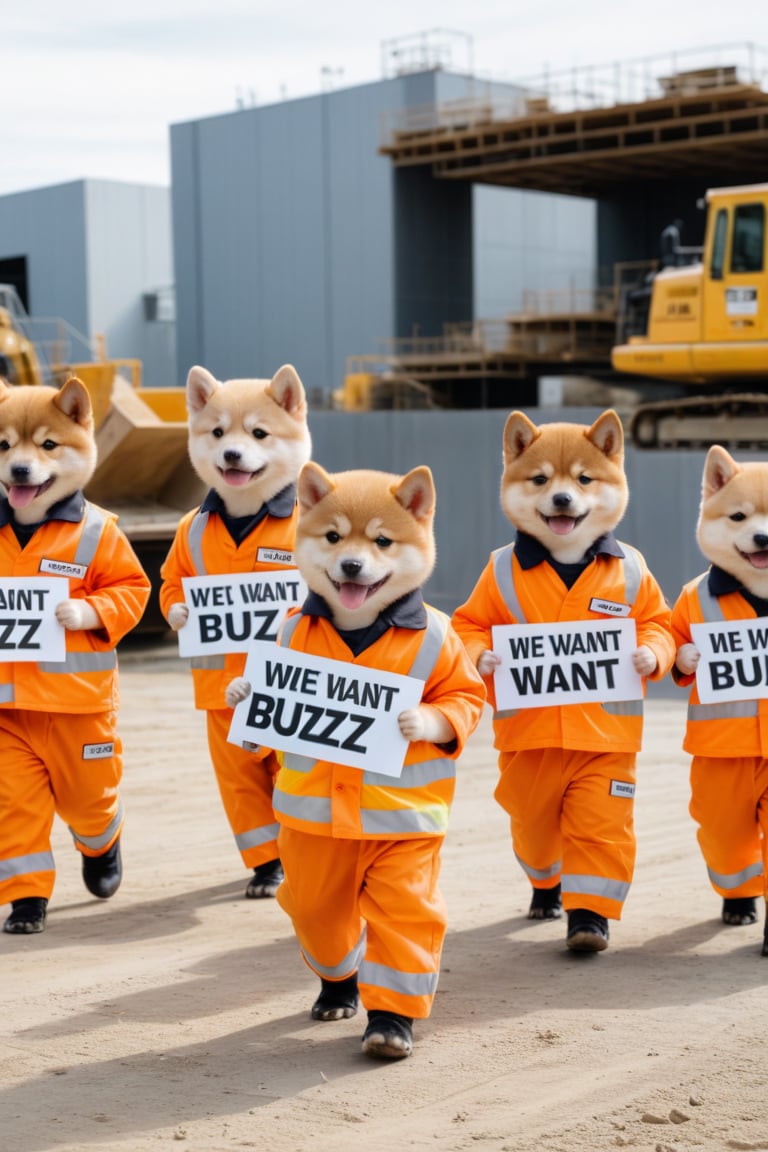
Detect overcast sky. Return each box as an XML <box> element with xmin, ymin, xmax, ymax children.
<box><xmin>6</xmin><ymin>2</ymin><xmax>766</xmax><ymax>196</ymax></box>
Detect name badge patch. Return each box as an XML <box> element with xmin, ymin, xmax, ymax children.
<box><xmin>257</xmin><ymin>548</ymin><xmax>295</xmax><ymax>566</ymax></box>
<box><xmin>610</xmin><ymin>779</ymin><xmax>636</xmax><ymax>799</ymax></box>
<box><xmin>40</xmin><ymin>558</ymin><xmax>87</xmax><ymax>579</ymax></box>
<box><xmin>589</xmin><ymin>597</ymin><xmax>631</xmax><ymax>617</ymax></box>
<box><xmin>83</xmin><ymin>742</ymin><xmax>115</xmax><ymax>760</ymax></box>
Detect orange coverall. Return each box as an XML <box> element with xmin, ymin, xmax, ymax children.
<box><xmin>452</xmin><ymin>534</ymin><xmax>675</xmax><ymax>921</ymax></box>
<box><xmin>270</xmin><ymin>595</ymin><xmax>486</xmax><ymax>1020</ymax></box>
<box><xmin>0</xmin><ymin>496</ymin><xmax>151</xmax><ymax>904</ymax></box>
<box><xmin>672</xmin><ymin>568</ymin><xmax>768</xmax><ymax>901</ymax></box>
<box><xmin>159</xmin><ymin>488</ymin><xmax>300</xmax><ymax>869</ymax></box>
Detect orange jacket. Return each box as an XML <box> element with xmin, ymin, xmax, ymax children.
<box><xmin>271</xmin><ymin>606</ymin><xmax>486</xmax><ymax>840</ymax></box>
<box><xmin>0</xmin><ymin>501</ymin><xmax>150</xmax><ymax>713</ymax></box>
<box><xmin>159</xmin><ymin>496</ymin><xmax>300</xmax><ymax>710</ymax></box>
<box><xmin>452</xmin><ymin>541</ymin><xmax>675</xmax><ymax>754</ymax></box>
<box><xmin>672</xmin><ymin>571</ymin><xmax>768</xmax><ymax>757</ymax></box>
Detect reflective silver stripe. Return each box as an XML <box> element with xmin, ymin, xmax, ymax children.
<box><xmin>493</xmin><ymin>544</ymin><xmax>524</xmax><ymax>620</ymax></box>
<box><xmin>188</xmin><ymin>511</ymin><xmax>209</xmax><ymax>575</ymax></box>
<box><xmin>515</xmin><ymin>851</ymin><xmax>561</xmax><ymax>881</ymax></box>
<box><xmin>301</xmin><ymin>929</ymin><xmax>366</xmax><ymax>979</ymax></box>
<box><xmin>689</xmin><ymin>700</ymin><xmax>759</xmax><ymax>721</ymax></box>
<box><xmin>696</xmin><ymin>572</ymin><xmax>726</xmax><ymax>623</ymax></box>
<box><xmin>363</xmin><ymin>758</ymin><xmax>455</xmax><ymax>789</ymax></box>
<box><xmin>0</xmin><ymin>684</ymin><xmax>14</xmax><ymax>703</ymax></box>
<box><xmin>0</xmin><ymin>850</ymin><xmax>55</xmax><ymax>880</ymax></box>
<box><xmin>618</xmin><ymin>543</ymin><xmax>642</xmax><ymax>606</ymax></box>
<box><xmin>282</xmin><ymin>751</ymin><xmax>317</xmax><ymax>773</ymax></box>
<box><xmin>495</xmin><ymin>708</ymin><xmax>518</xmax><ymax>719</ymax></box>
<box><xmin>39</xmin><ymin>650</ymin><xmax>117</xmax><ymax>674</ymax></box>
<box><xmin>191</xmin><ymin>654</ymin><xmax>226</xmax><ymax>670</ymax></box>
<box><xmin>708</xmin><ymin>860</ymin><xmax>763</xmax><ymax>890</ymax></box>
<box><xmin>235</xmin><ymin>823</ymin><xmax>279</xmax><ymax>850</ymax></box>
<box><xmin>70</xmin><ymin>803</ymin><xmax>123</xmax><ymax>852</ymax></box>
<box><xmin>272</xmin><ymin>789</ymin><xmax>331</xmax><ymax>825</ymax></box>
<box><xmin>358</xmin><ymin>960</ymin><xmax>438</xmax><ymax>998</ymax></box>
<box><xmin>561</xmin><ymin>873</ymin><xmax>630</xmax><ymax>902</ymax></box>
<box><xmin>409</xmin><ymin>608</ymin><xmax>449</xmax><ymax>680</ymax></box>
<box><xmin>279</xmin><ymin>612</ymin><xmax>303</xmax><ymax>645</ymax></box>
<box><xmin>75</xmin><ymin>504</ymin><xmax>108</xmax><ymax>566</ymax></box>
<box><xmin>602</xmin><ymin>700</ymin><xmax>643</xmax><ymax>716</ymax></box>
<box><xmin>361</xmin><ymin>805</ymin><xmax>448</xmax><ymax>835</ymax></box>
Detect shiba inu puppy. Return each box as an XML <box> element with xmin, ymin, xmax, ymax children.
<box><xmin>453</xmin><ymin>410</ymin><xmax>675</xmax><ymax>952</ymax></box>
<box><xmin>673</xmin><ymin>446</ymin><xmax>768</xmax><ymax>951</ymax></box>
<box><xmin>160</xmin><ymin>364</ymin><xmax>311</xmax><ymax>900</ymax></box>
<box><xmin>227</xmin><ymin>463</ymin><xmax>485</xmax><ymax>1059</ymax></box>
<box><xmin>0</xmin><ymin>378</ymin><xmax>151</xmax><ymax>934</ymax></box>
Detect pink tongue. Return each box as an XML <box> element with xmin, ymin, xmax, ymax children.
<box><xmin>339</xmin><ymin>582</ymin><xmax>369</xmax><ymax>610</ymax></box>
<box><xmin>548</xmin><ymin>516</ymin><xmax>576</xmax><ymax>536</ymax></box>
<box><xmin>749</xmin><ymin>551</ymin><xmax>768</xmax><ymax>569</ymax></box>
<box><xmin>223</xmin><ymin>469</ymin><xmax>252</xmax><ymax>487</ymax></box>
<box><xmin>8</xmin><ymin>485</ymin><xmax>39</xmax><ymax>510</ymax></box>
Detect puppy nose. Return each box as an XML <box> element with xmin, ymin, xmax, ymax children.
<box><xmin>552</xmin><ymin>492</ymin><xmax>572</xmax><ymax>510</ymax></box>
<box><xmin>754</xmin><ymin>534</ymin><xmax>768</xmax><ymax>549</ymax></box>
<box><xmin>223</xmin><ymin>449</ymin><xmax>241</xmax><ymax>465</ymax></box>
<box><xmin>341</xmin><ymin>559</ymin><xmax>363</xmax><ymax>578</ymax></box>
<box><xmin>11</xmin><ymin>464</ymin><xmax>30</xmax><ymax>482</ymax></box>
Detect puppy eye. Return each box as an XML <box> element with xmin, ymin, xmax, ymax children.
<box><xmin>326</xmin><ymin>531</ymin><xmax>341</xmax><ymax>544</ymax></box>
<box><xmin>730</xmin><ymin>512</ymin><xmax>746</xmax><ymax>522</ymax></box>
<box><xmin>42</xmin><ymin>439</ymin><xmax>57</xmax><ymax>451</ymax></box>
<box><xmin>531</xmin><ymin>475</ymin><xmax>547</xmax><ymax>487</ymax></box>
<box><xmin>375</xmin><ymin>536</ymin><xmax>392</xmax><ymax>549</ymax></box>
<box><xmin>252</xmin><ymin>428</ymin><xmax>268</xmax><ymax>440</ymax></box>
<box><xmin>0</xmin><ymin>439</ymin><xmax>8</xmax><ymax>451</ymax></box>
<box><xmin>578</xmin><ymin>474</ymin><xmax>593</xmax><ymax>486</ymax></box>
<box><xmin>212</xmin><ymin>427</ymin><xmax>224</xmax><ymax>439</ymax></box>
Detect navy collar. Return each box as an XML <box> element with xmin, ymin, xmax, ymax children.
<box><xmin>708</xmin><ymin>565</ymin><xmax>768</xmax><ymax>615</ymax></box>
<box><xmin>200</xmin><ymin>482</ymin><xmax>297</xmax><ymax>520</ymax></box>
<box><xmin>0</xmin><ymin>490</ymin><xmax>86</xmax><ymax>530</ymax></box>
<box><xmin>513</xmin><ymin>529</ymin><xmax>625</xmax><ymax>569</ymax></box>
<box><xmin>302</xmin><ymin>586</ymin><xmax>427</xmax><ymax>628</ymax></box>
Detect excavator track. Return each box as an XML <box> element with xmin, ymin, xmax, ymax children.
<box><xmin>630</xmin><ymin>393</ymin><xmax>768</xmax><ymax>450</ymax></box>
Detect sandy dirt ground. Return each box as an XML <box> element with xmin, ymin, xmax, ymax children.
<box><xmin>3</xmin><ymin>640</ymin><xmax>768</xmax><ymax>1152</ymax></box>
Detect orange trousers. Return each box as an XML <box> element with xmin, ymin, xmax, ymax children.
<box><xmin>496</xmin><ymin>747</ymin><xmax>637</xmax><ymax>920</ymax></box>
<box><xmin>277</xmin><ymin>827</ymin><xmax>447</xmax><ymax>1019</ymax></box>
<box><xmin>689</xmin><ymin>755</ymin><xmax>768</xmax><ymax>899</ymax></box>
<box><xmin>206</xmin><ymin>710</ymin><xmax>280</xmax><ymax>868</ymax></box>
<box><xmin>0</xmin><ymin>708</ymin><xmax>123</xmax><ymax>904</ymax></box>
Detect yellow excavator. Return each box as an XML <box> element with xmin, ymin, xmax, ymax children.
<box><xmin>0</xmin><ymin>287</ymin><xmax>202</xmax><ymax>631</ymax></box>
<box><xmin>612</xmin><ymin>182</ymin><xmax>768</xmax><ymax>448</ymax></box>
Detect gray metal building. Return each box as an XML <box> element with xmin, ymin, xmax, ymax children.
<box><xmin>0</xmin><ymin>179</ymin><xmax>175</xmax><ymax>388</ymax></box>
<box><xmin>170</xmin><ymin>69</ymin><xmax>596</xmax><ymax>398</ymax></box>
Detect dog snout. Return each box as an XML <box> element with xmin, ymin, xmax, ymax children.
<box><xmin>552</xmin><ymin>492</ymin><xmax>572</xmax><ymax>510</ymax></box>
<box><xmin>223</xmin><ymin>449</ymin><xmax>241</xmax><ymax>465</ymax></box>
<box><xmin>341</xmin><ymin>559</ymin><xmax>363</xmax><ymax>579</ymax></box>
<box><xmin>754</xmin><ymin>533</ymin><xmax>768</xmax><ymax>549</ymax></box>
<box><xmin>11</xmin><ymin>464</ymin><xmax>31</xmax><ymax>482</ymax></box>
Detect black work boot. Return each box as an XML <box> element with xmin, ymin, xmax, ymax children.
<box><xmin>82</xmin><ymin>838</ymin><xmax>122</xmax><ymax>899</ymax></box>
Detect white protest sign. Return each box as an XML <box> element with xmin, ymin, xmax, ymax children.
<box><xmin>691</xmin><ymin>618</ymin><xmax>768</xmax><ymax>703</ymax></box>
<box><xmin>178</xmin><ymin>572</ymin><xmax>308</xmax><ymax>656</ymax></box>
<box><xmin>0</xmin><ymin>577</ymin><xmax>68</xmax><ymax>662</ymax></box>
<box><xmin>227</xmin><ymin>642</ymin><xmax>425</xmax><ymax>775</ymax></box>
<box><xmin>492</xmin><ymin>618</ymin><xmax>642</xmax><ymax>710</ymax></box>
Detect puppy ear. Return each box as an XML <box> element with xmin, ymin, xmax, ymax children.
<box><xmin>298</xmin><ymin>461</ymin><xmax>335</xmax><ymax>512</ymax></box>
<box><xmin>186</xmin><ymin>365</ymin><xmax>219</xmax><ymax>414</ymax></box>
<box><xmin>54</xmin><ymin>377</ymin><xmax>93</xmax><ymax>427</ymax></box>
<box><xmin>587</xmin><ymin>409</ymin><xmax>624</xmax><ymax>460</ymax></box>
<box><xmin>702</xmin><ymin>445</ymin><xmax>740</xmax><ymax>497</ymax></box>
<box><xmin>393</xmin><ymin>466</ymin><xmax>435</xmax><ymax>522</ymax></box>
<box><xmin>266</xmin><ymin>364</ymin><xmax>307</xmax><ymax>420</ymax></box>
<box><xmin>503</xmin><ymin>411</ymin><xmax>539</xmax><ymax>463</ymax></box>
